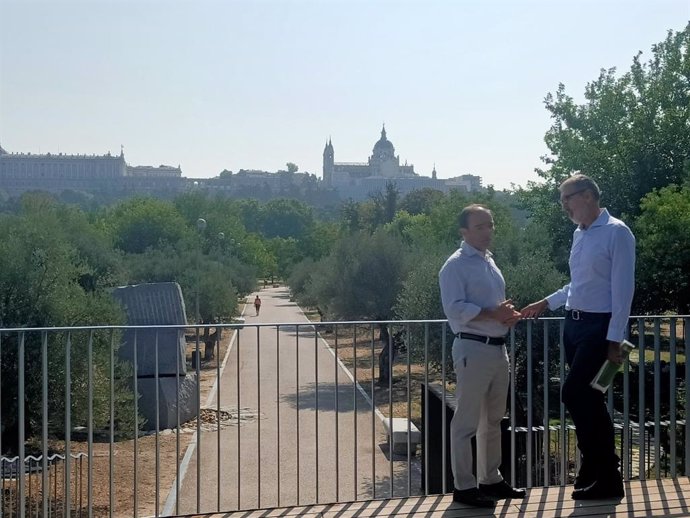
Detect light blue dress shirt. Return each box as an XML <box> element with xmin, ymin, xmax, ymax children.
<box><xmin>545</xmin><ymin>209</ymin><xmax>636</xmax><ymax>342</ymax></box>
<box><xmin>439</xmin><ymin>241</ymin><xmax>509</xmax><ymax>337</ymax></box>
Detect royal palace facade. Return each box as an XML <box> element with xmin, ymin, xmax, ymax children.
<box><xmin>0</xmin><ymin>143</ymin><xmax>184</xmax><ymax>196</ymax></box>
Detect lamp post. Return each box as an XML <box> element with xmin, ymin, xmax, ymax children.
<box><xmin>195</xmin><ymin>218</ymin><xmax>207</xmax><ymax>324</ymax></box>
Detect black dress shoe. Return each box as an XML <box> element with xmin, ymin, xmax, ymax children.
<box><xmin>479</xmin><ymin>480</ymin><xmax>526</xmax><ymax>499</ymax></box>
<box><xmin>571</xmin><ymin>477</ymin><xmax>624</xmax><ymax>500</ymax></box>
<box><xmin>574</xmin><ymin>463</ymin><xmax>596</xmax><ymax>489</ymax></box>
<box><xmin>453</xmin><ymin>488</ymin><xmax>496</xmax><ymax>508</ymax></box>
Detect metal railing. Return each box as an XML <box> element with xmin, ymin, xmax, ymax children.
<box><xmin>0</xmin><ymin>316</ymin><xmax>688</xmax><ymax>517</ymax></box>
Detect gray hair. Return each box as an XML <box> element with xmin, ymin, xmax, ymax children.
<box><xmin>560</xmin><ymin>174</ymin><xmax>601</xmax><ymax>201</ymax></box>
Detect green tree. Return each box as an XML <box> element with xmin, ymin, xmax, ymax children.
<box><xmin>107</xmin><ymin>197</ymin><xmax>191</xmax><ymax>254</ymax></box>
<box><xmin>260</xmin><ymin>198</ymin><xmax>314</xmax><ymax>240</ymax></box>
<box><xmin>520</xmin><ymin>25</ymin><xmax>690</xmax><ymax>269</ymax></box>
<box><xmin>125</xmin><ymin>241</ymin><xmax>240</xmax><ymax>323</ymax></box>
<box><xmin>308</xmin><ymin>230</ymin><xmax>409</xmax><ymax>319</ymax></box>
<box><xmin>266</xmin><ymin>237</ymin><xmax>302</xmax><ymax>280</ymax></box>
<box><xmin>286</xmin><ymin>162</ymin><xmax>299</xmax><ymax>174</ymax></box>
<box><xmin>301</xmin><ymin>220</ymin><xmax>339</xmax><ymax>260</ymax></box>
<box><xmin>341</xmin><ymin>198</ymin><xmax>362</xmax><ymax>233</ymax></box>
<box><xmin>288</xmin><ymin>258</ymin><xmax>318</xmax><ymax>306</ymax></box>
<box><xmin>399</xmin><ymin>188</ymin><xmax>445</xmax><ymax>216</ymax></box>
<box><xmin>0</xmin><ymin>209</ymin><xmax>135</xmax><ymax>452</ymax></box>
<box><xmin>635</xmin><ymin>184</ymin><xmax>690</xmax><ymax>313</ymax></box>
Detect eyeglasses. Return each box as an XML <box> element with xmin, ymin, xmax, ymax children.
<box><xmin>559</xmin><ymin>188</ymin><xmax>588</xmax><ymax>204</ymax></box>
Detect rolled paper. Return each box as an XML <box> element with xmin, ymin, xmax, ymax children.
<box><xmin>590</xmin><ymin>340</ymin><xmax>635</xmax><ymax>393</ymax></box>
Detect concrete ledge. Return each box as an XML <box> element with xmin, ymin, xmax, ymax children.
<box><xmin>382</xmin><ymin>417</ymin><xmax>421</xmax><ymax>456</ymax></box>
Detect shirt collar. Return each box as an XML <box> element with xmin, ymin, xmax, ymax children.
<box><xmin>460</xmin><ymin>240</ymin><xmax>493</xmax><ymax>259</ymax></box>
<box><xmin>578</xmin><ymin>208</ymin><xmax>610</xmax><ymax>231</ymax></box>
<box><xmin>591</xmin><ymin>208</ymin><xmax>610</xmax><ymax>227</ymax></box>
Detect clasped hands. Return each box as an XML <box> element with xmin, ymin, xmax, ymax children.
<box><xmin>493</xmin><ymin>299</ymin><xmax>522</xmax><ymax>326</ymax></box>
<box><xmin>512</xmin><ymin>299</ymin><xmax>625</xmax><ymax>365</ymax></box>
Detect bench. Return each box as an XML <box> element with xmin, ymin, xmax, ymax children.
<box><xmin>382</xmin><ymin>417</ymin><xmax>422</xmax><ymax>456</ymax></box>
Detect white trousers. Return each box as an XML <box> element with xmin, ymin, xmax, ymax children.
<box><xmin>450</xmin><ymin>338</ymin><xmax>510</xmax><ymax>490</ymax></box>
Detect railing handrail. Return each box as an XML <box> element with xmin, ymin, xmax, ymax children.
<box><xmin>1</xmin><ymin>314</ymin><xmax>688</xmax><ymax>333</ymax></box>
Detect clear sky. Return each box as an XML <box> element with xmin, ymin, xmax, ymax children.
<box><xmin>0</xmin><ymin>1</ymin><xmax>688</xmax><ymax>189</ymax></box>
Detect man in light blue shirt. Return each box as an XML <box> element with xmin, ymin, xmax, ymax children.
<box><xmin>439</xmin><ymin>204</ymin><xmax>524</xmax><ymax>508</ymax></box>
<box><xmin>521</xmin><ymin>174</ymin><xmax>635</xmax><ymax>500</ymax></box>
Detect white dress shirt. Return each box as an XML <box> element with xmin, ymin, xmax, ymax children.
<box><xmin>545</xmin><ymin>209</ymin><xmax>636</xmax><ymax>342</ymax></box>
<box><xmin>439</xmin><ymin>241</ymin><xmax>509</xmax><ymax>337</ymax></box>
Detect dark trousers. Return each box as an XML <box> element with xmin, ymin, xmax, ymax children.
<box><xmin>561</xmin><ymin>314</ymin><xmax>620</xmax><ymax>477</ymax></box>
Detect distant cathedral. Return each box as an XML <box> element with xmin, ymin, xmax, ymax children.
<box><xmin>322</xmin><ymin>125</ymin><xmax>419</xmax><ymax>187</ymax></box>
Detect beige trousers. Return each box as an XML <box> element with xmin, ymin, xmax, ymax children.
<box><xmin>451</xmin><ymin>337</ymin><xmax>510</xmax><ymax>490</ymax></box>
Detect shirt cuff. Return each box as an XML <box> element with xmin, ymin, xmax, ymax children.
<box><xmin>545</xmin><ymin>294</ymin><xmax>561</xmax><ymax>311</ymax></box>
<box><xmin>606</xmin><ymin>330</ymin><xmax>625</xmax><ymax>343</ymax></box>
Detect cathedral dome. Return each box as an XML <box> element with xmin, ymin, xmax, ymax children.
<box><xmin>372</xmin><ymin>125</ymin><xmax>395</xmax><ymax>158</ymax></box>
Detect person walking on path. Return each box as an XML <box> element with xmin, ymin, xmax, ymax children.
<box><xmin>439</xmin><ymin>204</ymin><xmax>525</xmax><ymax>508</ymax></box>
<box><xmin>254</xmin><ymin>295</ymin><xmax>262</xmax><ymax>316</ymax></box>
<box><xmin>521</xmin><ymin>174</ymin><xmax>635</xmax><ymax>500</ymax></box>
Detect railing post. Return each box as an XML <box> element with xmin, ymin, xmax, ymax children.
<box><xmin>133</xmin><ymin>329</ymin><xmax>139</xmax><ymax>517</ymax></box>
<box><xmin>638</xmin><ymin>318</ymin><xmax>646</xmax><ymax>481</ymax></box>
<box><xmin>18</xmin><ymin>331</ymin><xmax>26</xmax><ymax>518</ymax></box>
<box><xmin>543</xmin><ymin>320</ymin><xmax>550</xmax><ymax>486</ymax></box>
<box><xmin>669</xmin><ymin>318</ymin><xmax>677</xmax><ymax>478</ymax></box>
<box><xmin>623</xmin><ymin>327</ymin><xmax>630</xmax><ymax>481</ymax></box>
<box><xmin>88</xmin><ymin>330</ymin><xmax>94</xmax><ymax>518</ymax></box>
<box><xmin>685</xmin><ymin>317</ymin><xmax>690</xmax><ymax>476</ymax></box>
<box><xmin>526</xmin><ymin>321</ymin><xmax>533</xmax><ymax>488</ymax></box>
<box><xmin>559</xmin><ymin>320</ymin><xmax>566</xmax><ymax>485</ymax></box>
<box><xmin>110</xmin><ymin>331</ymin><xmax>116</xmax><ymax>517</ymax></box>
<box><xmin>441</xmin><ymin>325</ymin><xmax>447</xmax><ymax>495</ymax></box>
<box><xmin>41</xmin><ymin>331</ymin><xmax>49</xmax><ymax>517</ymax></box>
<box><xmin>653</xmin><ymin>319</ymin><xmax>661</xmax><ymax>479</ymax></box>
<box><xmin>423</xmin><ymin>322</ymin><xmax>430</xmax><ymax>495</ymax></box>
<box><xmin>65</xmin><ymin>332</ymin><xmax>72</xmax><ymax>517</ymax></box>
<box><xmin>510</xmin><ymin>326</ymin><xmax>516</xmax><ymax>486</ymax></box>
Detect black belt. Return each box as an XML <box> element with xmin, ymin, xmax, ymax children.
<box><xmin>455</xmin><ymin>332</ymin><xmax>506</xmax><ymax>345</ymax></box>
<box><xmin>566</xmin><ymin>310</ymin><xmax>612</xmax><ymax>321</ymax></box>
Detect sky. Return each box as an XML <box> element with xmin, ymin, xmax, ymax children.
<box><xmin>0</xmin><ymin>1</ymin><xmax>688</xmax><ymax>190</ymax></box>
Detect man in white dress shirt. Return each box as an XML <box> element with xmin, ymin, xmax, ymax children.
<box><xmin>439</xmin><ymin>204</ymin><xmax>525</xmax><ymax>508</ymax></box>
<box><xmin>521</xmin><ymin>174</ymin><xmax>635</xmax><ymax>500</ymax></box>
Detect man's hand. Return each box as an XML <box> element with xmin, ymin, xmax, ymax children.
<box><xmin>608</xmin><ymin>341</ymin><xmax>623</xmax><ymax>365</ymax></box>
<box><xmin>494</xmin><ymin>299</ymin><xmax>522</xmax><ymax>327</ymax></box>
<box><xmin>520</xmin><ymin>299</ymin><xmax>548</xmax><ymax>319</ymax></box>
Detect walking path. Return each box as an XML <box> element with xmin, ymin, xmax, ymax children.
<box><xmin>168</xmin><ymin>287</ymin><xmax>414</xmax><ymax>515</ymax></box>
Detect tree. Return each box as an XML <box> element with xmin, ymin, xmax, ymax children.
<box><xmin>266</xmin><ymin>237</ymin><xmax>302</xmax><ymax>280</ymax></box>
<box><xmin>260</xmin><ymin>198</ymin><xmax>314</xmax><ymax>240</ymax></box>
<box><xmin>308</xmin><ymin>230</ymin><xmax>409</xmax><ymax>319</ymax></box>
<box><xmin>286</xmin><ymin>162</ymin><xmax>299</xmax><ymax>174</ymax></box>
<box><xmin>399</xmin><ymin>188</ymin><xmax>445</xmax><ymax>216</ymax></box>
<box><xmin>0</xmin><ymin>207</ymin><xmax>136</xmax><ymax>453</ymax></box>
<box><xmin>107</xmin><ymin>197</ymin><xmax>191</xmax><ymax>254</ymax></box>
<box><xmin>124</xmin><ymin>241</ymin><xmax>240</xmax><ymax>323</ymax></box>
<box><xmin>287</xmin><ymin>258</ymin><xmax>318</xmax><ymax>306</ymax></box>
<box><xmin>635</xmin><ymin>184</ymin><xmax>690</xmax><ymax>313</ymax></box>
<box><xmin>300</xmin><ymin>220</ymin><xmax>339</xmax><ymax>261</ymax></box>
<box><xmin>341</xmin><ymin>198</ymin><xmax>362</xmax><ymax>233</ymax></box>
<box><xmin>520</xmin><ymin>24</ymin><xmax>690</xmax><ymax>269</ymax></box>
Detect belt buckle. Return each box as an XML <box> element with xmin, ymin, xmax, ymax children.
<box><xmin>485</xmin><ymin>336</ymin><xmax>491</xmax><ymax>344</ymax></box>
<box><xmin>571</xmin><ymin>310</ymin><xmax>581</xmax><ymax>321</ymax></box>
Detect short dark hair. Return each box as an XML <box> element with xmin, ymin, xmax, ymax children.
<box><xmin>458</xmin><ymin>204</ymin><xmax>492</xmax><ymax>229</ymax></box>
<box><xmin>560</xmin><ymin>174</ymin><xmax>601</xmax><ymax>201</ymax></box>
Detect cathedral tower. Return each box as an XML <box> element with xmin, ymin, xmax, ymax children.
<box><xmin>322</xmin><ymin>138</ymin><xmax>334</xmax><ymax>187</ymax></box>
